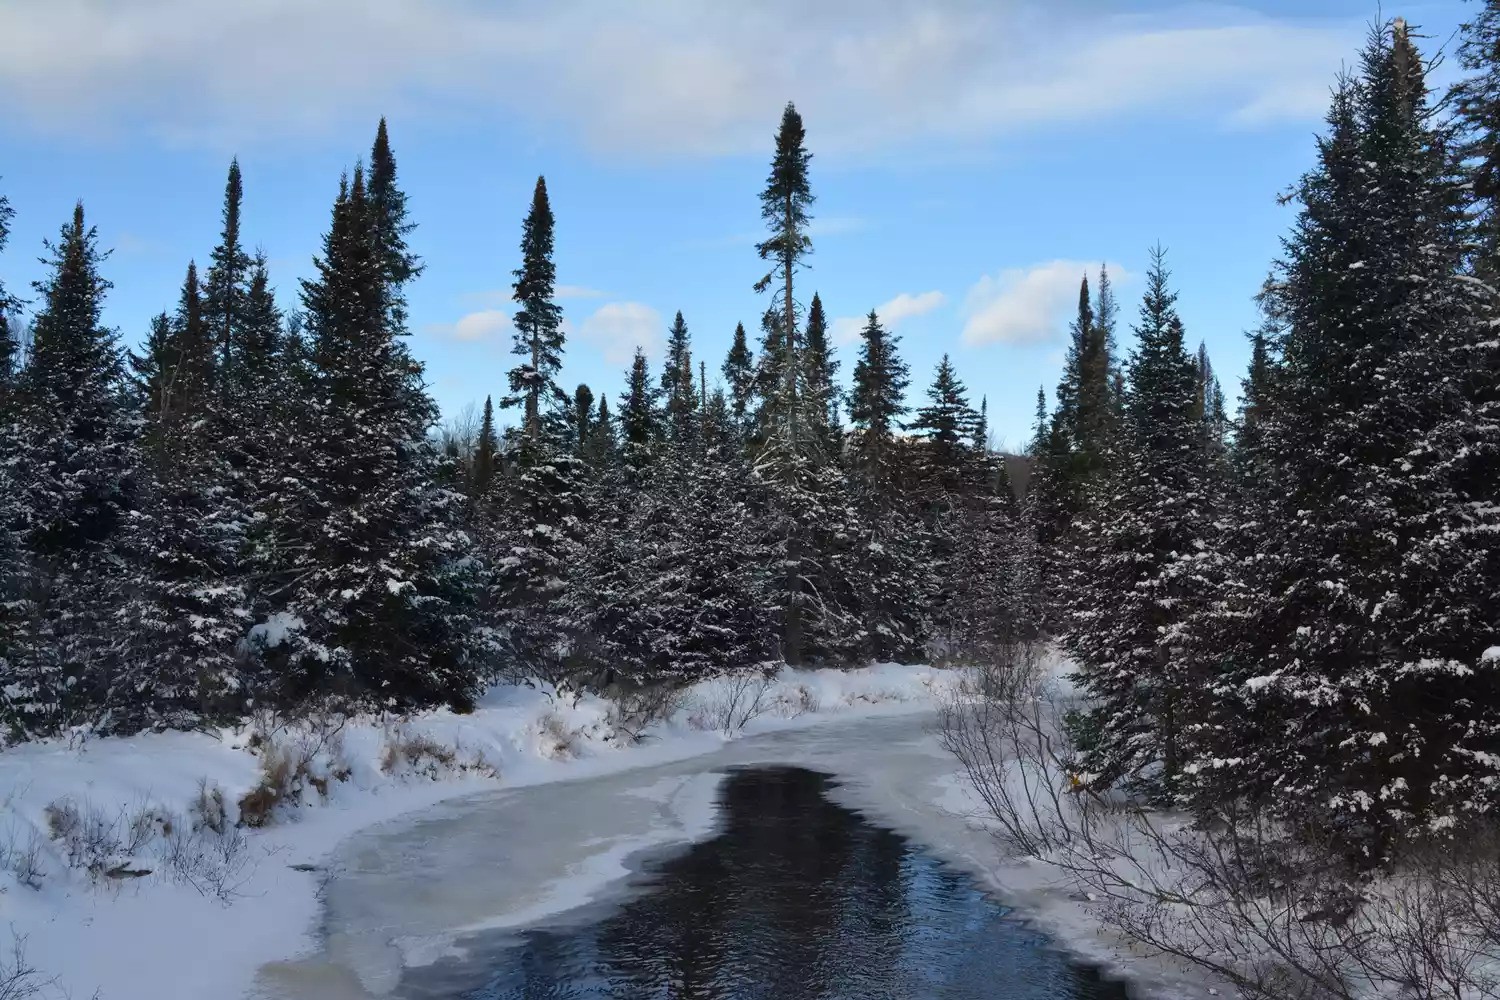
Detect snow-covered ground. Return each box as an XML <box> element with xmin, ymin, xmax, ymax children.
<box><xmin>0</xmin><ymin>664</ymin><xmax>964</xmax><ymax>1000</ymax></box>
<box><xmin>255</xmin><ymin>701</ymin><xmax>1216</xmax><ymax>1000</ymax></box>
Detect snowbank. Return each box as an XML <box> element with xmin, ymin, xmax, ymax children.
<box><xmin>0</xmin><ymin>663</ymin><xmax>959</xmax><ymax>1000</ymax></box>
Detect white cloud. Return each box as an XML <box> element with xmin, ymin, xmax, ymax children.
<box><xmin>577</xmin><ymin>301</ymin><xmax>664</xmax><ymax>365</ymax></box>
<box><xmin>429</xmin><ymin>308</ymin><xmax>513</xmax><ymax>342</ymax></box>
<box><xmin>961</xmin><ymin>260</ymin><xmax>1126</xmax><ymax>347</ymax></box>
<box><xmin>0</xmin><ymin>1</ymin><xmax>1360</xmax><ymax>152</ymax></box>
<box><xmin>556</xmin><ymin>284</ymin><xmax>606</xmax><ymax>299</ymax></box>
<box><xmin>831</xmin><ymin>290</ymin><xmax>946</xmax><ymax>345</ymax></box>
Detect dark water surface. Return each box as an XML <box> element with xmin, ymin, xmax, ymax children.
<box><xmin>401</xmin><ymin>766</ymin><xmax>1132</xmax><ymax>1000</ymax></box>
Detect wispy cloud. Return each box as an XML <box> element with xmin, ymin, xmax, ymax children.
<box><xmin>0</xmin><ymin>2</ymin><xmax>1359</xmax><ymax>153</ymax></box>
<box><xmin>686</xmin><ymin>215</ymin><xmax>869</xmax><ymax>251</ymax></box>
<box><xmin>426</xmin><ymin>308</ymin><xmax>514</xmax><ymax>342</ymax></box>
<box><xmin>577</xmin><ymin>301</ymin><xmax>664</xmax><ymax>365</ymax></box>
<box><xmin>459</xmin><ymin>284</ymin><xmax>604</xmax><ymax>307</ymax></box>
<box><xmin>556</xmin><ymin>284</ymin><xmax>606</xmax><ymax>299</ymax></box>
<box><xmin>961</xmin><ymin>260</ymin><xmax>1126</xmax><ymax>347</ymax></box>
<box><xmin>831</xmin><ymin>290</ymin><xmax>947</xmax><ymax>345</ymax></box>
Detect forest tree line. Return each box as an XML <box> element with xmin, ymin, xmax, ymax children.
<box><xmin>4</xmin><ymin>7</ymin><xmax>1500</xmax><ymax>858</ymax></box>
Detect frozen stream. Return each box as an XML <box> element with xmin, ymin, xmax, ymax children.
<box><xmin>252</xmin><ymin>712</ymin><xmax>1139</xmax><ymax>999</ymax></box>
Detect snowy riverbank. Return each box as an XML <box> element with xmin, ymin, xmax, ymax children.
<box><xmin>0</xmin><ymin>664</ymin><xmax>960</xmax><ymax>1000</ymax></box>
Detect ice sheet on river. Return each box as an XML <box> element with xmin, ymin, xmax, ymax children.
<box><xmin>254</xmin><ymin>713</ymin><xmax>1212</xmax><ymax>999</ymax></box>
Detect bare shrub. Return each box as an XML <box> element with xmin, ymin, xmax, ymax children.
<box><xmin>238</xmin><ymin>743</ymin><xmax>306</xmax><ymax>827</ymax></box>
<box><xmin>238</xmin><ymin>712</ymin><xmax>350</xmax><ymax>827</ymax></box>
<box><xmin>0</xmin><ymin>824</ymin><xmax>46</xmax><ymax>891</ymax></box>
<box><xmin>190</xmin><ymin>780</ymin><xmax>227</xmax><ymax>836</ymax></box>
<box><xmin>938</xmin><ymin>640</ymin><xmax>1500</xmax><ymax>1000</ymax></box>
<box><xmin>380</xmin><ymin>729</ymin><xmax>457</xmax><ymax>778</ymax></box>
<box><xmin>0</xmin><ymin>933</ymin><xmax>52</xmax><ymax>1000</ymax></box>
<box><xmin>42</xmin><ymin>798</ymin><xmax>161</xmax><ymax>879</ymax></box>
<box><xmin>160</xmin><ymin>824</ymin><xmax>254</xmax><ymax>904</ymax></box>
<box><xmin>937</xmin><ymin>642</ymin><xmax>1068</xmax><ymax>857</ymax></box>
<box><xmin>772</xmin><ymin>682</ymin><xmax>819</xmax><ymax>720</ymax></box>
<box><xmin>534</xmin><ymin>711</ymin><xmax>581</xmax><ymax>759</ymax></box>
<box><xmin>608</xmin><ymin>683</ymin><xmax>686</xmax><ymax>744</ymax></box>
<box><xmin>689</xmin><ymin>671</ymin><xmax>775</xmax><ymax>735</ymax></box>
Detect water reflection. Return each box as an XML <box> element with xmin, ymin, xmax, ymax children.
<box><xmin>404</xmin><ymin>766</ymin><xmax>1131</xmax><ymax>999</ymax></box>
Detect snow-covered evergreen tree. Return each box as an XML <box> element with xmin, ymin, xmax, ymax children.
<box><xmin>802</xmin><ymin>292</ymin><xmax>841</xmax><ymax>457</ymax></box>
<box><xmin>504</xmin><ymin>177</ymin><xmax>566</xmax><ymax>442</ymax></box>
<box><xmin>1065</xmin><ymin>248</ymin><xmax>1220</xmax><ymax>794</ymax></box>
<box><xmin>203</xmin><ymin>159</ymin><xmax>252</xmax><ymax>375</ymax></box>
<box><xmin>619</xmin><ymin>347</ymin><xmax>660</xmax><ymax>470</ymax></box>
<box><xmin>1191</xmin><ymin>23</ymin><xmax>1492</xmax><ymax>843</ymax></box>
<box><xmin>3</xmin><ymin>204</ymin><xmax>138</xmax><ymax>737</ymax></box>
<box><xmin>660</xmin><ymin>311</ymin><xmax>696</xmax><ymax>447</ymax></box>
<box><xmin>255</xmin><ymin>170</ymin><xmax>479</xmax><ymax>711</ymax></box>
<box><xmin>368</xmin><ymin>118</ymin><xmax>424</xmax><ymax>334</ymax></box>
<box><xmin>0</xmin><ymin>187</ymin><xmax>26</xmax><ymax>732</ymax></box>
<box><xmin>846</xmin><ymin>310</ymin><xmax>909</xmax><ymax>496</ymax></box>
<box><xmin>488</xmin><ymin>176</ymin><xmax>586</xmax><ymax>685</ymax></box>
<box><xmin>721</xmin><ymin>321</ymin><xmax>755</xmax><ymax>439</ymax></box>
<box><xmin>116</xmin><ymin>261</ymin><xmax>247</xmax><ymax>729</ymax></box>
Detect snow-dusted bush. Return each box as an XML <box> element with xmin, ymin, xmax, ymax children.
<box><xmin>605</xmin><ymin>683</ymin><xmax>687</xmax><ymax>744</ymax></box>
<box><xmin>158</xmin><ymin>822</ymin><xmax>253</xmax><ymax>904</ymax></box>
<box><xmin>42</xmin><ymin>798</ymin><xmax>162</xmax><ymax>880</ymax></box>
<box><xmin>686</xmin><ymin>671</ymin><xmax>775</xmax><ymax>735</ymax></box>
<box><xmin>238</xmin><ymin>710</ymin><xmax>351</xmax><ymax>826</ymax></box>
<box><xmin>0</xmin><ymin>934</ymin><xmax>50</xmax><ymax>1000</ymax></box>
<box><xmin>940</xmin><ymin>643</ymin><xmax>1500</xmax><ymax>1000</ymax></box>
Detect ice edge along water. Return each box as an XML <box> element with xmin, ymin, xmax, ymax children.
<box><xmin>0</xmin><ymin>663</ymin><xmax>960</xmax><ymax>1000</ymax></box>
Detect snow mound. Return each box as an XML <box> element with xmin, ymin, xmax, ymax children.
<box><xmin>0</xmin><ymin>662</ymin><xmax>958</xmax><ymax>1000</ymax></box>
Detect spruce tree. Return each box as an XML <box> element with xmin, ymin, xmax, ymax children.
<box><xmin>1065</xmin><ymin>247</ymin><xmax>1219</xmax><ymax>793</ymax></box>
<box><xmin>260</xmin><ymin>169</ymin><xmax>478</xmax><ymax>710</ymax></box>
<box><xmin>802</xmin><ymin>292</ymin><xmax>840</xmax><ymax>457</ymax></box>
<box><xmin>722</xmin><ymin>321</ymin><xmax>755</xmax><ymax>436</ymax></box>
<box><xmin>472</xmin><ymin>395</ymin><xmax>499</xmax><ymax>500</ymax></box>
<box><xmin>129</xmin><ymin>312</ymin><xmax>176</xmax><ymax>429</ymax></box>
<box><xmin>1456</xmin><ymin>2</ymin><xmax>1500</xmax><ymax>278</ymax></box>
<box><xmin>753</xmin><ymin>103</ymin><xmax>814</xmax><ymax>466</ymax></box>
<box><xmin>368</xmin><ymin>118</ymin><xmax>424</xmax><ymax>332</ymax></box>
<box><xmin>203</xmin><ymin>159</ymin><xmax>252</xmax><ymax>373</ymax></box>
<box><xmin>586</xmin><ymin>395</ymin><xmax>617</xmax><ymax>467</ymax></box>
<box><xmin>1191</xmin><ymin>23</ymin><xmax>1489</xmax><ymax>842</ymax></box>
<box><xmin>847</xmin><ymin>310</ymin><xmax>910</xmax><ymax>495</ymax></box>
<box><xmin>620</xmin><ymin>347</ymin><xmax>659</xmax><ymax>469</ymax></box>
<box><xmin>573</xmin><ymin>383</ymin><xmax>595</xmax><ymax>455</ymax></box>
<box><xmin>118</xmin><ymin>261</ymin><xmax>247</xmax><ymax>729</ymax></box>
<box><xmin>908</xmin><ymin>354</ymin><xmax>979</xmax><ymax>497</ymax></box>
<box><xmin>504</xmin><ymin>177</ymin><xmax>564</xmax><ymax>441</ymax></box>
<box><xmin>909</xmin><ymin>356</ymin><xmax>1003</xmax><ymax>659</ymax></box>
<box><xmin>0</xmin><ymin>188</ymin><xmax>22</xmax><ymax>397</ymax></box>
<box><xmin>1193</xmin><ymin>340</ymin><xmax>1228</xmax><ymax>455</ymax></box>
<box><xmin>660</xmin><ymin>311</ymin><xmax>696</xmax><ymax>446</ymax></box>
<box><xmin>1052</xmin><ymin>275</ymin><xmax>1092</xmax><ymax>458</ymax></box>
<box><xmin>0</xmin><ymin>189</ymin><xmax>25</xmax><ymax>730</ymax></box>
<box><xmin>1048</xmin><ymin>269</ymin><xmax>1118</xmax><ymax>527</ymax></box>
<box><xmin>1236</xmin><ymin>319</ymin><xmax>1276</xmax><ymax>460</ymax></box>
<box><xmin>223</xmin><ymin>253</ymin><xmax>296</xmax><ymax>693</ymax></box>
<box><xmin>4</xmin><ymin>203</ymin><xmax>138</xmax><ymax>736</ymax></box>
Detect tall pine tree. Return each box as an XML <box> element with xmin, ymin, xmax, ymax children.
<box><xmin>504</xmin><ymin>178</ymin><xmax>565</xmax><ymax>442</ymax></box>
<box><xmin>1066</xmin><ymin>247</ymin><xmax>1219</xmax><ymax>794</ymax></box>
<box><xmin>258</xmin><ymin>169</ymin><xmax>478</xmax><ymax>710</ymax></box>
<box><xmin>4</xmin><ymin>204</ymin><xmax>138</xmax><ymax>737</ymax></box>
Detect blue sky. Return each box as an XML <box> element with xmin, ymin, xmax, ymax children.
<box><xmin>0</xmin><ymin>0</ymin><xmax>1469</xmax><ymax>448</ymax></box>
